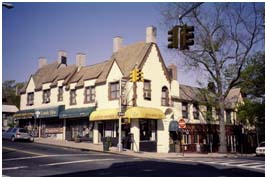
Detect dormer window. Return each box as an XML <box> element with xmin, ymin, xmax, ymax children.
<box><xmin>43</xmin><ymin>89</ymin><xmax>50</xmax><ymax>103</ymax></box>
<box><xmin>27</xmin><ymin>92</ymin><xmax>34</xmax><ymax>106</ymax></box>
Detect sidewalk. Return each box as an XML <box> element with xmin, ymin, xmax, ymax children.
<box><xmin>34</xmin><ymin>138</ymin><xmax>254</xmax><ymax>159</ymax></box>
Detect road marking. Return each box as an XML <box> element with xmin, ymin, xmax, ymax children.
<box><xmin>2</xmin><ymin>166</ymin><xmax>28</xmax><ymax>171</ymax></box>
<box><xmin>3</xmin><ymin>147</ymin><xmax>44</xmax><ymax>156</ymax></box>
<box><xmin>2</xmin><ymin>153</ymin><xmax>96</xmax><ymax>161</ymax></box>
<box><xmin>39</xmin><ymin>158</ymin><xmax>115</xmax><ymax>167</ymax></box>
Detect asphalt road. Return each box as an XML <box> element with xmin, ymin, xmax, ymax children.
<box><xmin>2</xmin><ymin>140</ymin><xmax>265</xmax><ymax>177</ymax></box>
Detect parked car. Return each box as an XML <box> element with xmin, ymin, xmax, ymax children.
<box><xmin>256</xmin><ymin>142</ymin><xmax>265</xmax><ymax>156</ymax></box>
<box><xmin>2</xmin><ymin>128</ymin><xmax>34</xmax><ymax>142</ymax></box>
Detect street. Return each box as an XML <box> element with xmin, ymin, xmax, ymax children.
<box><xmin>2</xmin><ymin>140</ymin><xmax>265</xmax><ymax>177</ymax></box>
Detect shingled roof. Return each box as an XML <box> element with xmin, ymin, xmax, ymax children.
<box><xmin>21</xmin><ymin>41</ymin><xmax>163</xmax><ymax>92</ymax></box>
<box><xmin>179</xmin><ymin>84</ymin><xmax>242</xmax><ymax>109</ymax></box>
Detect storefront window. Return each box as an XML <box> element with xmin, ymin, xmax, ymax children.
<box><xmin>139</xmin><ymin>120</ymin><xmax>156</xmax><ymax>141</ymax></box>
<box><xmin>183</xmin><ymin>134</ymin><xmax>191</xmax><ymax>144</ymax></box>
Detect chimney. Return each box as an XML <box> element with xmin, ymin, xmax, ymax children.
<box><xmin>58</xmin><ymin>50</ymin><xmax>67</xmax><ymax>65</ymax></box>
<box><xmin>113</xmin><ymin>36</ymin><xmax>123</xmax><ymax>53</ymax></box>
<box><xmin>76</xmin><ymin>53</ymin><xmax>86</xmax><ymax>67</ymax></box>
<box><xmin>38</xmin><ymin>57</ymin><xmax>47</xmax><ymax>69</ymax></box>
<box><xmin>168</xmin><ymin>63</ymin><xmax>177</xmax><ymax>81</ymax></box>
<box><xmin>146</xmin><ymin>26</ymin><xmax>157</xmax><ymax>43</ymax></box>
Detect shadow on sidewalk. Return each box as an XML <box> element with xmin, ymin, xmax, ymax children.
<box><xmin>46</xmin><ymin>160</ymin><xmax>264</xmax><ymax>177</ymax></box>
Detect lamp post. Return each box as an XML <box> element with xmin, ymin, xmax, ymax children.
<box><xmin>35</xmin><ymin>111</ymin><xmax>40</xmax><ymax>138</ymax></box>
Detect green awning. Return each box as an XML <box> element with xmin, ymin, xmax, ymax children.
<box><xmin>35</xmin><ymin>105</ymin><xmax>65</xmax><ymax>119</ymax></box>
<box><xmin>59</xmin><ymin>107</ymin><xmax>95</xmax><ymax>119</ymax></box>
<box><xmin>14</xmin><ymin>109</ymin><xmax>35</xmax><ymax>119</ymax></box>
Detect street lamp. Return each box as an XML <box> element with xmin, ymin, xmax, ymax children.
<box><xmin>35</xmin><ymin>111</ymin><xmax>41</xmax><ymax>138</ymax></box>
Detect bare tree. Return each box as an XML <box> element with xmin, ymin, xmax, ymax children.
<box><xmin>160</xmin><ymin>2</ymin><xmax>264</xmax><ymax>153</ymax></box>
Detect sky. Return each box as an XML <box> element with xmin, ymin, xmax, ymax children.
<box><xmin>2</xmin><ymin>2</ymin><xmax>211</xmax><ymax>87</ymax></box>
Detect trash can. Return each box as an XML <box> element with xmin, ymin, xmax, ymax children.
<box><xmin>103</xmin><ymin>137</ymin><xmax>110</xmax><ymax>151</ymax></box>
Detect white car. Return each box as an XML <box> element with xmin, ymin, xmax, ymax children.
<box><xmin>256</xmin><ymin>142</ymin><xmax>265</xmax><ymax>156</ymax></box>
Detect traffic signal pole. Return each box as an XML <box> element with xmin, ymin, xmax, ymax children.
<box><xmin>118</xmin><ymin>78</ymin><xmax>123</xmax><ymax>152</ymax></box>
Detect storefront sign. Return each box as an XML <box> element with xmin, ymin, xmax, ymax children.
<box><xmin>45</xmin><ymin>127</ymin><xmax>63</xmax><ymax>134</ymax></box>
<box><xmin>36</xmin><ymin>105</ymin><xmax>65</xmax><ymax>118</ymax></box>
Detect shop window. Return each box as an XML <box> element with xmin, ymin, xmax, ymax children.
<box><xmin>58</xmin><ymin>87</ymin><xmax>63</xmax><ymax>102</ymax></box>
<box><xmin>43</xmin><ymin>89</ymin><xmax>51</xmax><ymax>103</ymax></box>
<box><xmin>183</xmin><ymin>134</ymin><xmax>191</xmax><ymax>144</ymax></box>
<box><xmin>161</xmin><ymin>86</ymin><xmax>169</xmax><ymax>106</ymax></box>
<box><xmin>140</xmin><ymin>120</ymin><xmax>156</xmax><ymax>141</ymax></box>
<box><xmin>193</xmin><ymin>104</ymin><xmax>199</xmax><ymax>120</ymax></box>
<box><xmin>109</xmin><ymin>81</ymin><xmax>119</xmax><ymax>100</ymax></box>
<box><xmin>182</xmin><ymin>102</ymin><xmax>188</xmax><ymax>118</ymax></box>
<box><xmin>70</xmin><ymin>89</ymin><xmax>77</xmax><ymax>105</ymax></box>
<box><xmin>84</xmin><ymin>86</ymin><xmax>95</xmax><ymax>103</ymax></box>
<box><xmin>27</xmin><ymin>92</ymin><xmax>34</xmax><ymax>106</ymax></box>
<box><xmin>193</xmin><ymin>134</ymin><xmax>199</xmax><ymax>143</ymax></box>
<box><xmin>226</xmin><ymin>110</ymin><xmax>232</xmax><ymax>124</ymax></box>
<box><xmin>143</xmin><ymin>80</ymin><xmax>151</xmax><ymax>100</ymax></box>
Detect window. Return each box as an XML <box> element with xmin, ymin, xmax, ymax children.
<box><xmin>161</xmin><ymin>86</ymin><xmax>169</xmax><ymax>106</ymax></box>
<box><xmin>27</xmin><ymin>92</ymin><xmax>34</xmax><ymax>106</ymax></box>
<box><xmin>43</xmin><ymin>89</ymin><xmax>50</xmax><ymax>103</ymax></box>
<box><xmin>84</xmin><ymin>86</ymin><xmax>95</xmax><ymax>103</ymax></box>
<box><xmin>144</xmin><ymin>80</ymin><xmax>151</xmax><ymax>100</ymax></box>
<box><xmin>193</xmin><ymin>104</ymin><xmax>199</xmax><ymax>120</ymax></box>
<box><xmin>183</xmin><ymin>134</ymin><xmax>191</xmax><ymax>144</ymax></box>
<box><xmin>109</xmin><ymin>82</ymin><xmax>119</xmax><ymax>100</ymax></box>
<box><xmin>58</xmin><ymin>87</ymin><xmax>63</xmax><ymax>102</ymax></box>
<box><xmin>140</xmin><ymin>120</ymin><xmax>156</xmax><ymax>141</ymax></box>
<box><xmin>193</xmin><ymin>134</ymin><xmax>199</xmax><ymax>144</ymax></box>
<box><xmin>182</xmin><ymin>102</ymin><xmax>188</xmax><ymax>118</ymax></box>
<box><xmin>226</xmin><ymin>110</ymin><xmax>232</xmax><ymax>124</ymax></box>
<box><xmin>70</xmin><ymin>89</ymin><xmax>76</xmax><ymax>105</ymax></box>
<box><xmin>206</xmin><ymin>105</ymin><xmax>212</xmax><ymax>121</ymax></box>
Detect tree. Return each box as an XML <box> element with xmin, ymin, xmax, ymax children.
<box><xmin>160</xmin><ymin>2</ymin><xmax>264</xmax><ymax>153</ymax></box>
<box><xmin>2</xmin><ymin>80</ymin><xmax>24</xmax><ymax>109</ymax></box>
<box><xmin>237</xmin><ymin>52</ymin><xmax>265</xmax><ymax>144</ymax></box>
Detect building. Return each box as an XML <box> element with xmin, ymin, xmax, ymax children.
<box><xmin>2</xmin><ymin>105</ymin><xmax>19</xmax><ymax>130</ymax></box>
<box><xmin>15</xmin><ymin>26</ymin><xmax>243</xmax><ymax>153</ymax></box>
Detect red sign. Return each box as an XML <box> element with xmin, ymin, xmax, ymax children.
<box><xmin>178</xmin><ymin>119</ymin><xmax>186</xmax><ymax>129</ymax></box>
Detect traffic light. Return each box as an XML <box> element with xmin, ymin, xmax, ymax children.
<box><xmin>167</xmin><ymin>26</ymin><xmax>179</xmax><ymax>49</ymax></box>
<box><xmin>180</xmin><ymin>24</ymin><xmax>194</xmax><ymax>50</ymax></box>
<box><xmin>136</xmin><ymin>69</ymin><xmax>144</xmax><ymax>82</ymax></box>
<box><xmin>130</xmin><ymin>69</ymin><xmax>137</xmax><ymax>82</ymax></box>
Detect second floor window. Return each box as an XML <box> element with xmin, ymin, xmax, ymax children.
<box><xmin>58</xmin><ymin>87</ymin><xmax>63</xmax><ymax>102</ymax></box>
<box><xmin>84</xmin><ymin>86</ymin><xmax>95</xmax><ymax>103</ymax></box>
<box><xmin>27</xmin><ymin>92</ymin><xmax>34</xmax><ymax>106</ymax></box>
<box><xmin>182</xmin><ymin>102</ymin><xmax>188</xmax><ymax>118</ymax></box>
<box><xmin>43</xmin><ymin>89</ymin><xmax>50</xmax><ymax>103</ymax></box>
<box><xmin>193</xmin><ymin>104</ymin><xmax>199</xmax><ymax>120</ymax></box>
<box><xmin>70</xmin><ymin>89</ymin><xmax>76</xmax><ymax>105</ymax></box>
<box><xmin>109</xmin><ymin>82</ymin><xmax>119</xmax><ymax>100</ymax></box>
<box><xmin>161</xmin><ymin>86</ymin><xmax>169</xmax><ymax>106</ymax></box>
<box><xmin>226</xmin><ymin>110</ymin><xmax>232</xmax><ymax>124</ymax></box>
<box><xmin>144</xmin><ymin>80</ymin><xmax>151</xmax><ymax>100</ymax></box>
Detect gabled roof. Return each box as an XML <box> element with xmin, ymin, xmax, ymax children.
<box><xmin>21</xmin><ymin>41</ymin><xmax>171</xmax><ymax>92</ymax></box>
<box><xmin>179</xmin><ymin>84</ymin><xmax>242</xmax><ymax>109</ymax></box>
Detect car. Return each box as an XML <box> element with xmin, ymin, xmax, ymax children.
<box><xmin>2</xmin><ymin>128</ymin><xmax>34</xmax><ymax>142</ymax></box>
<box><xmin>256</xmin><ymin>142</ymin><xmax>265</xmax><ymax>156</ymax></box>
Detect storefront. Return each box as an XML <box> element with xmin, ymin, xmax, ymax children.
<box><xmin>59</xmin><ymin>107</ymin><xmax>95</xmax><ymax>141</ymax></box>
<box><xmin>90</xmin><ymin>107</ymin><xmax>165</xmax><ymax>152</ymax></box>
<box><xmin>35</xmin><ymin>105</ymin><xmax>65</xmax><ymax>139</ymax></box>
<box><xmin>14</xmin><ymin>109</ymin><xmax>36</xmax><ymax>133</ymax></box>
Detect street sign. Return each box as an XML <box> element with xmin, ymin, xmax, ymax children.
<box><xmin>178</xmin><ymin>118</ymin><xmax>186</xmax><ymax>129</ymax></box>
<box><xmin>118</xmin><ymin>112</ymin><xmax>125</xmax><ymax>117</ymax></box>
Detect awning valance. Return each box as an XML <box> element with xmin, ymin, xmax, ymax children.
<box><xmin>14</xmin><ymin>109</ymin><xmax>35</xmax><ymax>120</ymax></box>
<box><xmin>90</xmin><ymin>107</ymin><xmax>165</xmax><ymax>121</ymax></box>
<box><xmin>90</xmin><ymin>109</ymin><xmax>119</xmax><ymax>121</ymax></box>
<box><xmin>125</xmin><ymin>107</ymin><xmax>165</xmax><ymax>119</ymax></box>
<box><xmin>59</xmin><ymin>107</ymin><xmax>95</xmax><ymax>119</ymax></box>
<box><xmin>35</xmin><ymin>105</ymin><xmax>65</xmax><ymax>119</ymax></box>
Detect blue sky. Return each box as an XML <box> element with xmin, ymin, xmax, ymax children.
<box><xmin>2</xmin><ymin>2</ymin><xmax>205</xmax><ymax>86</ymax></box>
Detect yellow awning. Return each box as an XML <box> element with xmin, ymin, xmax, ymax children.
<box><xmin>90</xmin><ymin>107</ymin><xmax>165</xmax><ymax>121</ymax></box>
<box><xmin>126</xmin><ymin>107</ymin><xmax>165</xmax><ymax>119</ymax></box>
<box><xmin>90</xmin><ymin>109</ymin><xmax>119</xmax><ymax>121</ymax></box>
